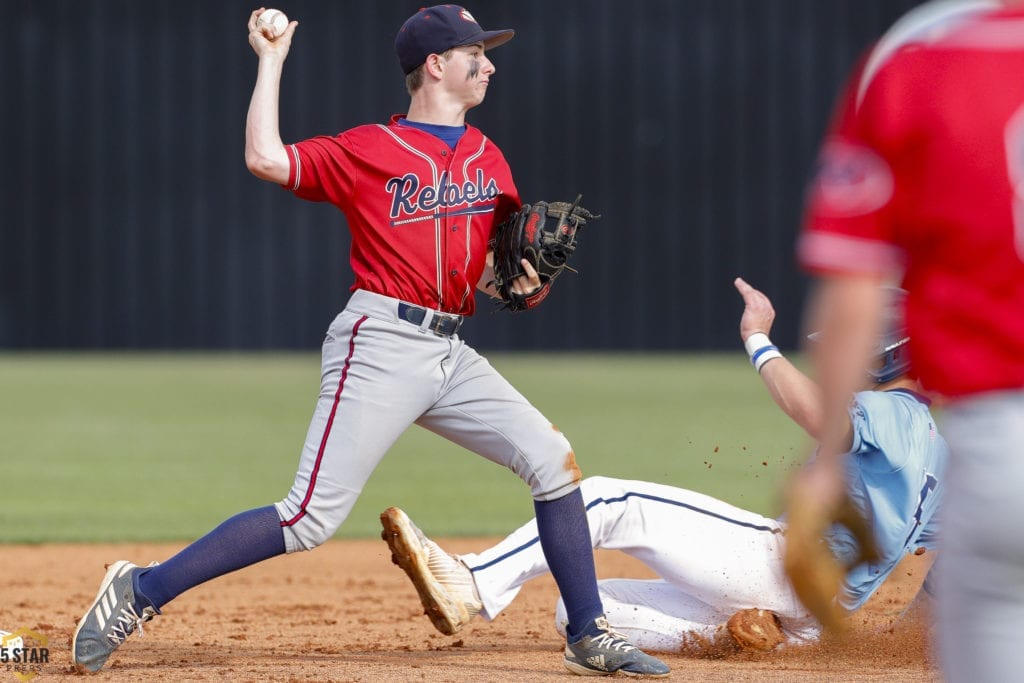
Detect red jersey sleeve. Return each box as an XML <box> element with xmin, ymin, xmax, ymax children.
<box><xmin>284</xmin><ymin>133</ymin><xmax>360</xmax><ymax>207</ymax></box>
<box><xmin>798</xmin><ymin>5</ymin><xmax>1024</xmax><ymax>396</ymax></box>
<box><xmin>798</xmin><ymin>53</ymin><xmax>909</xmax><ymax>277</ymax></box>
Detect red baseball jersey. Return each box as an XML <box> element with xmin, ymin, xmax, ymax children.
<box><xmin>285</xmin><ymin>115</ymin><xmax>520</xmax><ymax>315</ymax></box>
<box><xmin>798</xmin><ymin>5</ymin><xmax>1024</xmax><ymax>398</ymax></box>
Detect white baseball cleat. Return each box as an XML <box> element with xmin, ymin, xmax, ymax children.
<box><xmin>380</xmin><ymin>507</ymin><xmax>482</xmax><ymax>635</ymax></box>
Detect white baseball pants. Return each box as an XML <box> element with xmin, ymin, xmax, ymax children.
<box><xmin>460</xmin><ymin>476</ymin><xmax>820</xmax><ymax>650</ymax></box>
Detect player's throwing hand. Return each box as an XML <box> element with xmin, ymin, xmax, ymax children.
<box><xmin>247</xmin><ymin>7</ymin><xmax>297</xmax><ymax>56</ymax></box>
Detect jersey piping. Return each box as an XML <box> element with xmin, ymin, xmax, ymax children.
<box><xmin>378</xmin><ymin>124</ymin><xmax>446</xmax><ymax>308</ymax></box>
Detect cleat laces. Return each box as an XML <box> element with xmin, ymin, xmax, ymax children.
<box><xmin>107</xmin><ymin>604</ymin><xmax>155</xmax><ymax>645</ymax></box>
<box><xmin>591</xmin><ymin>631</ymin><xmax>635</xmax><ymax>653</ymax></box>
<box><xmin>422</xmin><ymin>538</ymin><xmax>481</xmax><ymax>614</ymax></box>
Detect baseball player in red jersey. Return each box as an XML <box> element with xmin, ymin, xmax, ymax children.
<box><xmin>70</xmin><ymin>5</ymin><xmax>669</xmax><ymax>677</ymax></box>
<box><xmin>785</xmin><ymin>2</ymin><xmax>1024</xmax><ymax>681</ymax></box>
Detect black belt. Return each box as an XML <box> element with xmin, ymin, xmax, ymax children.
<box><xmin>398</xmin><ymin>303</ymin><xmax>463</xmax><ymax>337</ymax></box>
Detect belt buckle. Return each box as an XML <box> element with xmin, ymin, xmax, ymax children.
<box><xmin>430</xmin><ymin>312</ymin><xmax>461</xmax><ymax>336</ymax></box>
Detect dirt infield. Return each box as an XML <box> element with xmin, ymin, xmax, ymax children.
<box><xmin>1</xmin><ymin>540</ymin><xmax>939</xmax><ymax>681</ymax></box>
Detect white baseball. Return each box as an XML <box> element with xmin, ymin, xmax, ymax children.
<box><xmin>257</xmin><ymin>9</ymin><xmax>289</xmax><ymax>39</ymax></box>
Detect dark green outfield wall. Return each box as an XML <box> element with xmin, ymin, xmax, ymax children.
<box><xmin>2</xmin><ymin>0</ymin><xmax>921</xmax><ymax>350</ymax></box>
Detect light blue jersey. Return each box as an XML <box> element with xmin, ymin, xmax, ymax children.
<box><xmin>828</xmin><ymin>388</ymin><xmax>947</xmax><ymax>610</ymax></box>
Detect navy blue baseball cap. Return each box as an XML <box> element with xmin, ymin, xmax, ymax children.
<box><xmin>396</xmin><ymin>5</ymin><xmax>515</xmax><ymax>75</ymax></box>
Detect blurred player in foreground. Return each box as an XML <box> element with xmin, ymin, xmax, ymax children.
<box><xmin>380</xmin><ymin>278</ymin><xmax>947</xmax><ymax>652</ymax></box>
<box><xmin>789</xmin><ymin>2</ymin><xmax>1024</xmax><ymax>681</ymax></box>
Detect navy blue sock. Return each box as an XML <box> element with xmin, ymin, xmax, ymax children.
<box><xmin>135</xmin><ymin>505</ymin><xmax>286</xmax><ymax>610</ymax></box>
<box><xmin>534</xmin><ymin>488</ymin><xmax>604</xmax><ymax>641</ymax></box>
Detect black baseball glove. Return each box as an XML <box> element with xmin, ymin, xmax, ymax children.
<box><xmin>490</xmin><ymin>195</ymin><xmax>597</xmax><ymax>312</ymax></box>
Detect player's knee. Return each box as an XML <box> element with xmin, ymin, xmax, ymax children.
<box><xmin>523</xmin><ymin>441</ymin><xmax>586</xmax><ymax>501</ymax></box>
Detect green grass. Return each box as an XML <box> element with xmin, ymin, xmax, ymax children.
<box><xmin>0</xmin><ymin>352</ymin><xmax>809</xmax><ymax>543</ymax></box>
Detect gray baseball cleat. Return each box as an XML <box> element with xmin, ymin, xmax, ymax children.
<box><xmin>380</xmin><ymin>506</ymin><xmax>482</xmax><ymax>635</ymax></box>
<box><xmin>564</xmin><ymin>616</ymin><xmax>671</xmax><ymax>677</ymax></box>
<box><xmin>72</xmin><ymin>560</ymin><xmax>160</xmax><ymax>673</ymax></box>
